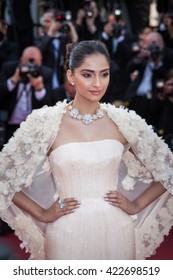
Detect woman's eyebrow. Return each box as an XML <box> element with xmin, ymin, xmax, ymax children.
<box><xmin>80</xmin><ymin>68</ymin><xmax>110</xmax><ymax>72</ymax></box>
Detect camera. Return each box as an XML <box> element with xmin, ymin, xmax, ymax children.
<box><xmin>60</xmin><ymin>22</ymin><xmax>71</xmax><ymax>34</ymax></box>
<box><xmin>155</xmin><ymin>79</ymin><xmax>164</xmax><ymax>97</ymax></box>
<box><xmin>131</xmin><ymin>42</ymin><xmax>140</xmax><ymax>56</ymax></box>
<box><xmin>55</xmin><ymin>12</ymin><xmax>65</xmax><ymax>22</ymax></box>
<box><xmin>83</xmin><ymin>0</ymin><xmax>93</xmax><ymax>18</ymax></box>
<box><xmin>149</xmin><ymin>41</ymin><xmax>161</xmax><ymax>62</ymax></box>
<box><xmin>55</xmin><ymin>11</ymin><xmax>72</xmax><ymax>35</ymax></box>
<box><xmin>55</xmin><ymin>11</ymin><xmax>72</xmax><ymax>22</ymax></box>
<box><xmin>114</xmin><ymin>8</ymin><xmax>122</xmax><ymax>22</ymax></box>
<box><xmin>112</xmin><ymin>22</ymin><xmax>122</xmax><ymax>38</ymax></box>
<box><xmin>84</xmin><ymin>7</ymin><xmax>93</xmax><ymax>18</ymax></box>
<box><xmin>19</xmin><ymin>59</ymin><xmax>41</xmax><ymax>80</ymax></box>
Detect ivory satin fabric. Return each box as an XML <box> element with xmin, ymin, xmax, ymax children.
<box><xmin>46</xmin><ymin>140</ymin><xmax>135</xmax><ymax>259</ymax></box>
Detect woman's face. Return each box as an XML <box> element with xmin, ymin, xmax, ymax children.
<box><xmin>67</xmin><ymin>53</ymin><xmax>110</xmax><ymax>102</ymax></box>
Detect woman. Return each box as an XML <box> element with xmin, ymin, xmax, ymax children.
<box><xmin>0</xmin><ymin>40</ymin><xmax>173</xmax><ymax>260</ymax></box>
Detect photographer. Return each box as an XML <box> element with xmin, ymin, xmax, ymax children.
<box><xmin>100</xmin><ymin>10</ymin><xmax>127</xmax><ymax>56</ymax></box>
<box><xmin>0</xmin><ymin>45</ymin><xmax>52</xmax><ymax>236</ymax></box>
<box><xmin>0</xmin><ymin>46</ymin><xmax>52</xmax><ymax>143</ymax></box>
<box><xmin>99</xmin><ymin>10</ymin><xmax>136</xmax><ymax>102</ymax></box>
<box><xmin>75</xmin><ymin>0</ymin><xmax>103</xmax><ymax>40</ymax></box>
<box><xmin>123</xmin><ymin>31</ymin><xmax>173</xmax><ymax>124</ymax></box>
<box><xmin>34</xmin><ymin>8</ymin><xmax>78</xmax><ymax>89</ymax></box>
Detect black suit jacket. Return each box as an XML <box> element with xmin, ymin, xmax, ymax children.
<box><xmin>0</xmin><ymin>39</ymin><xmax>20</xmax><ymax>71</ymax></box>
<box><xmin>0</xmin><ymin>60</ymin><xmax>53</xmax><ymax>119</ymax></box>
<box><xmin>34</xmin><ymin>35</ymin><xmax>70</xmax><ymax>86</ymax></box>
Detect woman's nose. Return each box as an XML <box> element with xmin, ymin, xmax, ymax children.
<box><xmin>93</xmin><ymin>76</ymin><xmax>101</xmax><ymax>87</ymax></box>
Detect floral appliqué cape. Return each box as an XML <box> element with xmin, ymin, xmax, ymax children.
<box><xmin>0</xmin><ymin>100</ymin><xmax>173</xmax><ymax>260</ymax></box>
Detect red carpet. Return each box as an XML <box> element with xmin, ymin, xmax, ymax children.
<box><xmin>0</xmin><ymin>227</ymin><xmax>173</xmax><ymax>260</ymax></box>
<box><xmin>147</xmin><ymin>227</ymin><xmax>173</xmax><ymax>260</ymax></box>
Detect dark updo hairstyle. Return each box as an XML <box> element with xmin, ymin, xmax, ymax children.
<box><xmin>64</xmin><ymin>40</ymin><xmax>110</xmax><ymax>72</ymax></box>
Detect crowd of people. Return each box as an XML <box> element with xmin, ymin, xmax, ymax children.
<box><xmin>0</xmin><ymin>1</ymin><xmax>173</xmax><ymax>150</ymax></box>
<box><xmin>0</xmin><ymin>0</ymin><xmax>173</xmax><ymax>260</ymax></box>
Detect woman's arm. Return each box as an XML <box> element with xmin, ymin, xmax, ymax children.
<box><xmin>12</xmin><ymin>191</ymin><xmax>80</xmax><ymax>223</ymax></box>
<box><xmin>104</xmin><ymin>181</ymin><xmax>166</xmax><ymax>215</ymax></box>
<box><xmin>132</xmin><ymin>182</ymin><xmax>166</xmax><ymax>213</ymax></box>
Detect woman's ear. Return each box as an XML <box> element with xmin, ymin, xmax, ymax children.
<box><xmin>66</xmin><ymin>69</ymin><xmax>75</xmax><ymax>86</ymax></box>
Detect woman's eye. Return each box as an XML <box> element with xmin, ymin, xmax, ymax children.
<box><xmin>82</xmin><ymin>72</ymin><xmax>109</xmax><ymax>78</ymax></box>
<box><xmin>101</xmin><ymin>72</ymin><xmax>110</xmax><ymax>78</ymax></box>
<box><xmin>82</xmin><ymin>73</ymin><xmax>92</xmax><ymax>78</ymax></box>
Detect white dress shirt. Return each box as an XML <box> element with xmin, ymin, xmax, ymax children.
<box><xmin>7</xmin><ymin>78</ymin><xmax>46</xmax><ymax>124</ymax></box>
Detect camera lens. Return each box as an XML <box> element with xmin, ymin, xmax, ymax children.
<box><xmin>60</xmin><ymin>23</ymin><xmax>70</xmax><ymax>34</ymax></box>
<box><xmin>84</xmin><ymin>7</ymin><xmax>93</xmax><ymax>17</ymax></box>
<box><xmin>149</xmin><ymin>41</ymin><xmax>161</xmax><ymax>62</ymax></box>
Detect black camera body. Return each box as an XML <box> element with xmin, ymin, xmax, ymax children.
<box><xmin>55</xmin><ymin>12</ymin><xmax>65</xmax><ymax>22</ymax></box>
<box><xmin>155</xmin><ymin>79</ymin><xmax>164</xmax><ymax>97</ymax></box>
<box><xmin>84</xmin><ymin>7</ymin><xmax>93</xmax><ymax>18</ymax></box>
<box><xmin>149</xmin><ymin>41</ymin><xmax>161</xmax><ymax>62</ymax></box>
<box><xmin>60</xmin><ymin>22</ymin><xmax>71</xmax><ymax>34</ymax></box>
<box><xmin>55</xmin><ymin>11</ymin><xmax>71</xmax><ymax>34</ymax></box>
<box><xmin>83</xmin><ymin>0</ymin><xmax>93</xmax><ymax>18</ymax></box>
<box><xmin>19</xmin><ymin>59</ymin><xmax>40</xmax><ymax>80</ymax></box>
<box><xmin>112</xmin><ymin>22</ymin><xmax>122</xmax><ymax>38</ymax></box>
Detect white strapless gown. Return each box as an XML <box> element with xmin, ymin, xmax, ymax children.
<box><xmin>45</xmin><ymin>140</ymin><xmax>135</xmax><ymax>259</ymax></box>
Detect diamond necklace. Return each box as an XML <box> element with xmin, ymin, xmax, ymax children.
<box><xmin>67</xmin><ymin>102</ymin><xmax>104</xmax><ymax>125</ymax></box>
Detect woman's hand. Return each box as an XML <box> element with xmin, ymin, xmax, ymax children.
<box><xmin>105</xmin><ymin>182</ymin><xmax>166</xmax><ymax>215</ymax></box>
<box><xmin>42</xmin><ymin>197</ymin><xmax>81</xmax><ymax>223</ymax></box>
<box><xmin>104</xmin><ymin>191</ymin><xmax>138</xmax><ymax>215</ymax></box>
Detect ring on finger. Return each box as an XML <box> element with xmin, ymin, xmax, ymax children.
<box><xmin>58</xmin><ymin>198</ymin><xmax>65</xmax><ymax>209</ymax></box>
